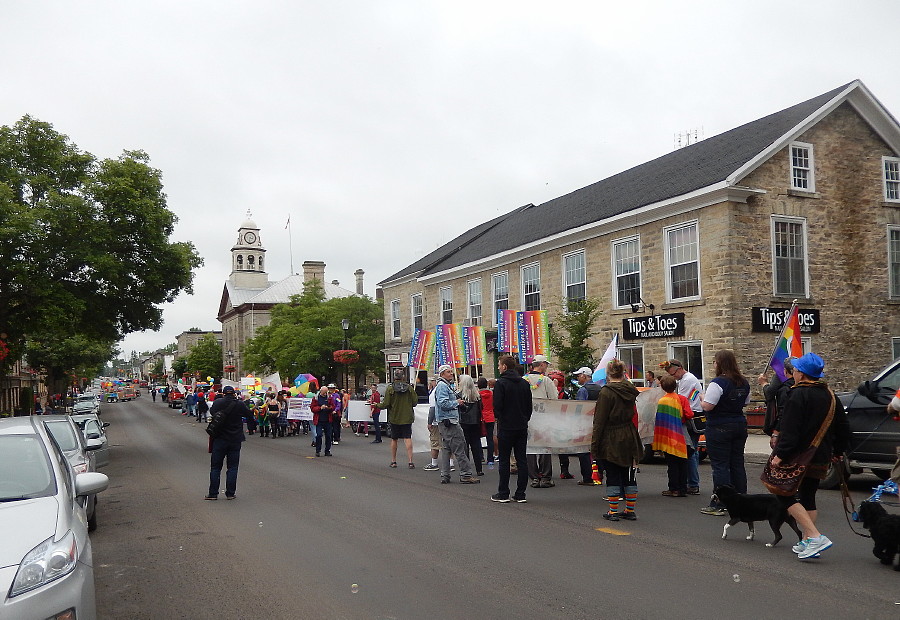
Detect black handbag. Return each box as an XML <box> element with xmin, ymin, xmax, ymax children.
<box><xmin>687</xmin><ymin>414</ymin><xmax>706</xmax><ymax>435</ymax></box>
<box><xmin>458</xmin><ymin>399</ymin><xmax>482</xmax><ymax>425</ymax></box>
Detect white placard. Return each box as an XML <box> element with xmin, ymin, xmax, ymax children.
<box><xmin>287</xmin><ymin>397</ymin><xmax>312</xmax><ymax>421</ymax></box>
<box><xmin>526</xmin><ymin>398</ymin><xmax>595</xmax><ymax>454</ymax></box>
<box><xmin>347</xmin><ymin>400</ymin><xmax>375</xmax><ymax>422</ymax></box>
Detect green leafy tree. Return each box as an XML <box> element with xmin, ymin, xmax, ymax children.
<box><xmin>171</xmin><ymin>358</ymin><xmax>187</xmax><ymax>379</ymax></box>
<box><xmin>151</xmin><ymin>358</ymin><xmax>164</xmax><ymax>379</ymax></box>
<box><xmin>186</xmin><ymin>333</ymin><xmax>222</xmax><ymax>380</ymax></box>
<box><xmin>243</xmin><ymin>280</ymin><xmax>384</xmax><ymax>386</ymax></box>
<box><xmin>549</xmin><ymin>297</ymin><xmax>604</xmax><ymax>374</ymax></box>
<box><xmin>0</xmin><ymin>115</ymin><xmax>202</xmax><ymax>391</ymax></box>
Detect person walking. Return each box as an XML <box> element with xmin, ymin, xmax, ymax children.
<box><xmin>700</xmin><ymin>350</ymin><xmax>751</xmax><ymax>516</ymax></box>
<box><xmin>591</xmin><ymin>359</ymin><xmax>643</xmax><ymax>521</ymax></box>
<box><xmin>373</xmin><ymin>369</ymin><xmax>418</xmax><ymax>468</ymax></box>
<box><xmin>759</xmin><ymin>357</ymin><xmax>797</xmax><ymax>449</ymax></box>
<box><xmin>311</xmin><ymin>386</ymin><xmax>335</xmax><ymax>456</ymax></box>
<box><xmin>205</xmin><ymin>386</ymin><xmax>251</xmax><ymax>500</ymax></box>
<box><xmin>367</xmin><ymin>383</ymin><xmax>382</xmax><ymax>443</ymax></box>
<box><xmin>770</xmin><ymin>352</ymin><xmax>849</xmax><ymax>559</ymax></box>
<box><xmin>434</xmin><ymin>365</ymin><xmax>479</xmax><ymax>484</ymax></box>
<box><xmin>457</xmin><ymin>374</ymin><xmax>484</xmax><ymax>476</ymax></box>
<box><xmin>477</xmin><ymin>377</ymin><xmax>496</xmax><ymax>469</ymax></box>
<box><xmin>327</xmin><ymin>384</ymin><xmax>344</xmax><ymax>445</ymax></box>
<box><xmin>491</xmin><ymin>356</ymin><xmax>532</xmax><ymax>502</ymax></box>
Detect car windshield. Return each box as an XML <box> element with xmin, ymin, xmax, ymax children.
<box><xmin>45</xmin><ymin>421</ymin><xmax>80</xmax><ymax>451</ymax></box>
<box><xmin>879</xmin><ymin>361</ymin><xmax>900</xmax><ymax>392</ymax></box>
<box><xmin>0</xmin><ymin>436</ymin><xmax>56</xmax><ymax>500</ymax></box>
<box><xmin>77</xmin><ymin>395</ymin><xmax>95</xmax><ymax>402</ymax></box>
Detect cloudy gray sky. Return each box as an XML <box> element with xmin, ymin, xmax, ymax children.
<box><xmin>2</xmin><ymin>1</ymin><xmax>898</xmax><ymax>358</ymax></box>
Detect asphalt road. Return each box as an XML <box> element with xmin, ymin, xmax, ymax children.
<box><xmin>91</xmin><ymin>395</ymin><xmax>900</xmax><ymax>620</ymax></box>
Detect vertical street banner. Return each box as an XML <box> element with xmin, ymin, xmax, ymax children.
<box><xmin>496</xmin><ymin>309</ymin><xmax>518</xmax><ymax>354</ymax></box>
<box><xmin>447</xmin><ymin>323</ymin><xmax>466</xmax><ymax>367</ymax></box>
<box><xmin>516</xmin><ymin>310</ymin><xmax>549</xmax><ymax>364</ymax></box>
<box><xmin>464</xmin><ymin>325</ymin><xmax>486</xmax><ymax>365</ymax></box>
<box><xmin>434</xmin><ymin>325</ymin><xmax>451</xmax><ymax>369</ymax></box>
<box><xmin>408</xmin><ymin>329</ymin><xmax>435</xmax><ymax>370</ymax></box>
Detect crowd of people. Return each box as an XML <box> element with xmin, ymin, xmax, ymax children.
<box><xmin>188</xmin><ymin>348</ymin><xmax>859</xmax><ymax>561</ymax></box>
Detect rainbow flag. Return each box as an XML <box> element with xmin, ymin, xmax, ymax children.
<box><xmin>408</xmin><ymin>329</ymin><xmax>434</xmax><ymax>371</ymax></box>
<box><xmin>516</xmin><ymin>310</ymin><xmax>550</xmax><ymax>364</ymax></box>
<box><xmin>652</xmin><ymin>392</ymin><xmax>687</xmax><ymax>458</ymax></box>
<box><xmin>463</xmin><ymin>325</ymin><xmax>486</xmax><ymax>365</ymax></box>
<box><xmin>770</xmin><ymin>304</ymin><xmax>804</xmax><ymax>381</ymax></box>
<box><xmin>496</xmin><ymin>309</ymin><xmax>518</xmax><ymax>354</ymax></box>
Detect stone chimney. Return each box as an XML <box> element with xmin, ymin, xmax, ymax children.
<box><xmin>302</xmin><ymin>260</ymin><xmax>326</xmax><ymax>283</ymax></box>
<box><xmin>354</xmin><ymin>269</ymin><xmax>365</xmax><ymax>295</ymax></box>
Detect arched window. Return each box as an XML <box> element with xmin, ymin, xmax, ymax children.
<box><xmin>259</xmin><ymin>257</ymin><xmax>264</xmax><ymax>270</ymax></box>
<box><xmin>236</xmin><ymin>255</ymin><xmax>244</xmax><ymax>270</ymax></box>
<box><xmin>248</xmin><ymin>255</ymin><xmax>255</xmax><ymax>269</ymax></box>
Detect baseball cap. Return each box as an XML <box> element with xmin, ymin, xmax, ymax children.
<box><xmin>223</xmin><ymin>385</ymin><xmax>235</xmax><ymax>394</ymax></box>
<box><xmin>437</xmin><ymin>364</ymin><xmax>453</xmax><ymax>374</ymax></box>
<box><xmin>532</xmin><ymin>354</ymin><xmax>548</xmax><ymax>364</ymax></box>
<box><xmin>573</xmin><ymin>366</ymin><xmax>593</xmax><ymax>376</ymax></box>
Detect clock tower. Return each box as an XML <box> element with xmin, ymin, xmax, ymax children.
<box><xmin>230</xmin><ymin>211</ymin><xmax>268</xmax><ymax>288</ymax></box>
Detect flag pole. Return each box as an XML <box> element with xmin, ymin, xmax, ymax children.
<box><xmin>761</xmin><ymin>298</ymin><xmax>798</xmax><ymax>376</ymax></box>
<box><xmin>285</xmin><ymin>214</ymin><xmax>294</xmax><ymax>274</ymax></box>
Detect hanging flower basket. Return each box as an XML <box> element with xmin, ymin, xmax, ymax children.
<box><xmin>0</xmin><ymin>340</ymin><xmax>9</xmax><ymax>361</ymax></box>
<box><xmin>223</xmin><ymin>365</ymin><xmax>236</xmax><ymax>372</ymax></box>
<box><xmin>333</xmin><ymin>349</ymin><xmax>360</xmax><ymax>364</ymax></box>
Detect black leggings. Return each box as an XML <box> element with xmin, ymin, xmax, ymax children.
<box><xmin>461</xmin><ymin>423</ymin><xmax>484</xmax><ymax>473</ymax></box>
<box><xmin>776</xmin><ymin>476</ymin><xmax>820</xmax><ymax>511</ymax></box>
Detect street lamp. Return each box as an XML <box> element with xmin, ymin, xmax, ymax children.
<box><xmin>341</xmin><ymin>318</ymin><xmax>349</xmax><ymax>389</ymax></box>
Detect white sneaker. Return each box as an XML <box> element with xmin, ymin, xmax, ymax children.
<box><xmin>798</xmin><ymin>535</ymin><xmax>832</xmax><ymax>559</ymax></box>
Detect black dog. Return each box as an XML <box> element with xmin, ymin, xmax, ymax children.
<box><xmin>713</xmin><ymin>485</ymin><xmax>802</xmax><ymax>547</ymax></box>
<box><xmin>858</xmin><ymin>501</ymin><xmax>900</xmax><ymax>571</ymax></box>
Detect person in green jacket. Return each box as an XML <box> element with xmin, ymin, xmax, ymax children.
<box><xmin>374</xmin><ymin>369</ymin><xmax>418</xmax><ymax>468</ymax></box>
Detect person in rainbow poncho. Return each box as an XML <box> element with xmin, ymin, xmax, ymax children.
<box><xmin>652</xmin><ymin>375</ymin><xmax>694</xmax><ymax>497</ymax></box>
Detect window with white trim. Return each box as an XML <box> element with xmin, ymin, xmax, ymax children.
<box><xmin>522</xmin><ymin>263</ymin><xmax>541</xmax><ymax>311</ymax></box>
<box><xmin>467</xmin><ymin>279</ymin><xmax>482</xmax><ymax>326</ymax></box>
<box><xmin>884</xmin><ymin>157</ymin><xmax>900</xmax><ymax>202</ymax></box>
<box><xmin>411</xmin><ymin>294</ymin><xmax>423</xmax><ymax>333</ymax></box>
<box><xmin>390</xmin><ymin>299</ymin><xmax>401</xmax><ymax>339</ymax></box>
<box><xmin>618</xmin><ymin>345</ymin><xmax>645</xmax><ymax>385</ymax></box>
<box><xmin>439</xmin><ymin>287</ymin><xmax>453</xmax><ymax>325</ymax></box>
<box><xmin>668</xmin><ymin>341</ymin><xmax>704</xmax><ymax>384</ymax></box>
<box><xmin>892</xmin><ymin>337</ymin><xmax>900</xmax><ymax>360</ymax></box>
<box><xmin>772</xmin><ymin>217</ymin><xmax>808</xmax><ymax>297</ymax></box>
<box><xmin>665</xmin><ymin>222</ymin><xmax>700</xmax><ymax>301</ymax></box>
<box><xmin>890</xmin><ymin>226</ymin><xmax>900</xmax><ymax>299</ymax></box>
<box><xmin>492</xmin><ymin>272</ymin><xmax>508</xmax><ymax>326</ymax></box>
<box><xmin>612</xmin><ymin>236</ymin><xmax>641</xmax><ymax>308</ymax></box>
<box><xmin>563</xmin><ymin>250</ymin><xmax>586</xmax><ymax>309</ymax></box>
<box><xmin>790</xmin><ymin>142</ymin><xmax>815</xmax><ymax>192</ymax></box>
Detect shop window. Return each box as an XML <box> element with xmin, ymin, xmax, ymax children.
<box><xmin>467</xmin><ymin>279</ymin><xmax>482</xmax><ymax>326</ymax></box>
<box><xmin>668</xmin><ymin>342</ymin><xmax>704</xmax><ymax>384</ymax></box>
<box><xmin>790</xmin><ymin>142</ymin><xmax>815</xmax><ymax>192</ymax></box>
<box><xmin>665</xmin><ymin>222</ymin><xmax>700</xmax><ymax>302</ymax></box>
<box><xmin>440</xmin><ymin>287</ymin><xmax>453</xmax><ymax>325</ymax></box>
<box><xmin>612</xmin><ymin>236</ymin><xmax>641</xmax><ymax>308</ymax></box>
<box><xmin>884</xmin><ymin>157</ymin><xmax>900</xmax><ymax>202</ymax></box>
<box><xmin>411</xmin><ymin>294</ymin><xmax>423</xmax><ymax>333</ymax></box>
<box><xmin>522</xmin><ymin>263</ymin><xmax>541</xmax><ymax>311</ymax></box>
<box><xmin>772</xmin><ymin>217</ymin><xmax>808</xmax><ymax>297</ymax></box>
<box><xmin>618</xmin><ymin>345</ymin><xmax>645</xmax><ymax>385</ymax></box>
<box><xmin>563</xmin><ymin>250</ymin><xmax>586</xmax><ymax>309</ymax></box>
<box><xmin>492</xmin><ymin>272</ymin><xmax>509</xmax><ymax>326</ymax></box>
<box><xmin>390</xmin><ymin>299</ymin><xmax>400</xmax><ymax>339</ymax></box>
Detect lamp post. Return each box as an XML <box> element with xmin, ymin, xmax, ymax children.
<box><xmin>341</xmin><ymin>318</ymin><xmax>350</xmax><ymax>390</ymax></box>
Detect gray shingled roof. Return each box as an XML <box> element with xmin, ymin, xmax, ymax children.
<box><xmin>379</xmin><ymin>82</ymin><xmax>851</xmax><ymax>285</ymax></box>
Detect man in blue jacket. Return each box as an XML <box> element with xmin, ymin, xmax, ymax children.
<box><xmin>434</xmin><ymin>365</ymin><xmax>479</xmax><ymax>484</ymax></box>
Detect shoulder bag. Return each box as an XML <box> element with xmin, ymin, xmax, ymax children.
<box><xmin>760</xmin><ymin>391</ymin><xmax>835</xmax><ymax>496</ymax></box>
<box><xmin>206</xmin><ymin>400</ymin><xmax>236</xmax><ymax>437</ymax></box>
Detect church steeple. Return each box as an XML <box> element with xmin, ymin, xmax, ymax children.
<box><xmin>229</xmin><ymin>210</ymin><xmax>268</xmax><ymax>288</ymax></box>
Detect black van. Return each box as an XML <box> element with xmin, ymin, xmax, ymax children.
<box><xmin>821</xmin><ymin>357</ymin><xmax>900</xmax><ymax>488</ymax></box>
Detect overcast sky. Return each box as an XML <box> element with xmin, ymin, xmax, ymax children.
<box><xmin>2</xmin><ymin>1</ymin><xmax>898</xmax><ymax>359</ymax></box>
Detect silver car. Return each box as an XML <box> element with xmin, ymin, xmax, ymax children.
<box><xmin>43</xmin><ymin>416</ymin><xmax>103</xmax><ymax>532</ymax></box>
<box><xmin>70</xmin><ymin>415</ymin><xmax>111</xmax><ymax>469</ymax></box>
<box><xmin>73</xmin><ymin>394</ymin><xmax>100</xmax><ymax>416</ymax></box>
<box><xmin>0</xmin><ymin>416</ymin><xmax>108</xmax><ymax>619</ymax></box>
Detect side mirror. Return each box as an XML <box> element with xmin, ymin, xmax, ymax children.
<box><xmin>75</xmin><ymin>471</ymin><xmax>109</xmax><ymax>496</ymax></box>
<box><xmin>857</xmin><ymin>381</ymin><xmax>875</xmax><ymax>399</ymax></box>
<box><xmin>102</xmin><ymin>422</ymin><xmax>110</xmax><ymax>428</ymax></box>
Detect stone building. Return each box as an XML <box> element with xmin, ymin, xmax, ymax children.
<box><xmin>217</xmin><ymin>215</ymin><xmax>362</xmax><ymax>378</ymax></box>
<box><xmin>175</xmin><ymin>330</ymin><xmax>222</xmax><ymax>360</ymax></box>
<box><xmin>378</xmin><ymin>80</ymin><xmax>900</xmax><ymax>391</ymax></box>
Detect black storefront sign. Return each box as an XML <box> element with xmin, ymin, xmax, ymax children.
<box><xmin>751</xmin><ymin>307</ymin><xmax>820</xmax><ymax>334</ymax></box>
<box><xmin>622</xmin><ymin>313</ymin><xmax>685</xmax><ymax>340</ymax></box>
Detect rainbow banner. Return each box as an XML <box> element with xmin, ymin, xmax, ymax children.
<box><xmin>496</xmin><ymin>309</ymin><xmax>518</xmax><ymax>354</ymax></box>
<box><xmin>463</xmin><ymin>325</ymin><xmax>486</xmax><ymax>365</ymax></box>
<box><xmin>408</xmin><ymin>329</ymin><xmax>435</xmax><ymax>371</ymax></box>
<box><xmin>769</xmin><ymin>303</ymin><xmax>804</xmax><ymax>381</ymax></box>
<box><xmin>435</xmin><ymin>324</ymin><xmax>465</xmax><ymax>368</ymax></box>
<box><xmin>516</xmin><ymin>310</ymin><xmax>550</xmax><ymax>364</ymax></box>
<box><xmin>447</xmin><ymin>323</ymin><xmax>466</xmax><ymax>367</ymax></box>
<box><xmin>434</xmin><ymin>325</ymin><xmax>452</xmax><ymax>369</ymax></box>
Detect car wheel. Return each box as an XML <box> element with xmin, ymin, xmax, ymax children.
<box><xmin>871</xmin><ymin>468</ymin><xmax>892</xmax><ymax>480</ymax></box>
<box><xmin>88</xmin><ymin>509</ymin><xmax>97</xmax><ymax>532</ymax></box>
<box><xmin>819</xmin><ymin>459</ymin><xmax>848</xmax><ymax>490</ymax></box>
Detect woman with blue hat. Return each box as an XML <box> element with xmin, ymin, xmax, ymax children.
<box><xmin>769</xmin><ymin>352</ymin><xmax>849</xmax><ymax>560</ymax></box>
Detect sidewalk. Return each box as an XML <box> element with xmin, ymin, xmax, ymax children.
<box><xmin>744</xmin><ymin>430</ymin><xmax>771</xmax><ymax>464</ymax></box>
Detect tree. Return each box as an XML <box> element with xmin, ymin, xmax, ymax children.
<box><xmin>171</xmin><ymin>358</ymin><xmax>187</xmax><ymax>379</ymax></box>
<box><xmin>549</xmin><ymin>297</ymin><xmax>604</xmax><ymax>373</ymax></box>
<box><xmin>0</xmin><ymin>116</ymin><xmax>202</xmax><ymax>390</ymax></box>
<box><xmin>151</xmin><ymin>358</ymin><xmax>164</xmax><ymax>379</ymax></box>
<box><xmin>185</xmin><ymin>333</ymin><xmax>222</xmax><ymax>380</ymax></box>
<box><xmin>243</xmin><ymin>280</ymin><xmax>384</xmax><ymax>386</ymax></box>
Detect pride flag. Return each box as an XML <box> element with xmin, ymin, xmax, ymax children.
<box><xmin>496</xmin><ymin>309</ymin><xmax>518</xmax><ymax>354</ymax></box>
<box><xmin>592</xmin><ymin>333</ymin><xmax>619</xmax><ymax>384</ymax></box>
<box><xmin>408</xmin><ymin>329</ymin><xmax>435</xmax><ymax>371</ymax></box>
<box><xmin>770</xmin><ymin>304</ymin><xmax>804</xmax><ymax>381</ymax></box>
<box><xmin>463</xmin><ymin>325</ymin><xmax>486</xmax><ymax>365</ymax></box>
<box><xmin>516</xmin><ymin>310</ymin><xmax>550</xmax><ymax>364</ymax></box>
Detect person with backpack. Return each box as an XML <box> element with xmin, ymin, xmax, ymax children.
<box><xmin>204</xmin><ymin>386</ymin><xmax>250</xmax><ymax>500</ymax></box>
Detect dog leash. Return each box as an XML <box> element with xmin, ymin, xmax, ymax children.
<box><xmin>837</xmin><ymin>461</ymin><xmax>871</xmax><ymax>538</ymax></box>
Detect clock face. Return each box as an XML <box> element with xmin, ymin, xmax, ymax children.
<box><xmin>243</xmin><ymin>232</ymin><xmax>257</xmax><ymax>244</ymax></box>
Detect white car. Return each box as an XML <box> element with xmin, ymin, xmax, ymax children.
<box><xmin>0</xmin><ymin>416</ymin><xmax>108</xmax><ymax>619</ymax></box>
<box><xmin>70</xmin><ymin>414</ymin><xmax>111</xmax><ymax>469</ymax></box>
<box><xmin>73</xmin><ymin>394</ymin><xmax>100</xmax><ymax>416</ymax></box>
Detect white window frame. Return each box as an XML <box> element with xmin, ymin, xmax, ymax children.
<box><xmin>617</xmin><ymin>345</ymin><xmax>645</xmax><ymax>386</ymax></box>
<box><xmin>521</xmin><ymin>262</ymin><xmax>541</xmax><ymax>311</ymax></box>
<box><xmin>883</xmin><ymin>156</ymin><xmax>900</xmax><ymax>202</ymax></box>
<box><xmin>892</xmin><ymin>336</ymin><xmax>900</xmax><ymax>360</ymax></box>
<box><xmin>562</xmin><ymin>249</ymin><xmax>586</xmax><ymax>309</ymax></box>
<box><xmin>439</xmin><ymin>286</ymin><xmax>453</xmax><ymax>325</ymax></box>
<box><xmin>890</xmin><ymin>226</ymin><xmax>900</xmax><ymax>300</ymax></box>
<box><xmin>491</xmin><ymin>271</ymin><xmax>509</xmax><ymax>327</ymax></box>
<box><xmin>611</xmin><ymin>235</ymin><xmax>642</xmax><ymax>309</ymax></box>
<box><xmin>789</xmin><ymin>141</ymin><xmax>816</xmax><ymax>192</ymax></box>
<box><xmin>667</xmin><ymin>341</ymin><xmax>705</xmax><ymax>385</ymax></box>
<box><xmin>411</xmin><ymin>293</ymin><xmax>423</xmax><ymax>335</ymax></box>
<box><xmin>771</xmin><ymin>216</ymin><xmax>810</xmax><ymax>298</ymax></box>
<box><xmin>664</xmin><ymin>221</ymin><xmax>701</xmax><ymax>303</ymax></box>
<box><xmin>467</xmin><ymin>278</ymin><xmax>483</xmax><ymax>326</ymax></box>
<box><xmin>800</xmin><ymin>337</ymin><xmax>812</xmax><ymax>356</ymax></box>
<box><xmin>390</xmin><ymin>299</ymin><xmax>401</xmax><ymax>340</ymax></box>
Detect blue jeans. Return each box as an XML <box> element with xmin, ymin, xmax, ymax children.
<box><xmin>687</xmin><ymin>429</ymin><xmax>700</xmax><ymax>488</ymax></box>
<box><xmin>315</xmin><ymin>421</ymin><xmax>333</xmax><ymax>453</ymax></box>
<box><xmin>209</xmin><ymin>438</ymin><xmax>242</xmax><ymax>498</ymax></box>
<box><xmin>372</xmin><ymin>412</ymin><xmax>382</xmax><ymax>441</ymax></box>
<box><xmin>705</xmin><ymin>420</ymin><xmax>748</xmax><ymax>506</ymax></box>
<box><xmin>497</xmin><ymin>428</ymin><xmax>529</xmax><ymax>498</ymax></box>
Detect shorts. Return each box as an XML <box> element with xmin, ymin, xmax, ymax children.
<box><xmin>390</xmin><ymin>423</ymin><xmax>413</xmax><ymax>439</ymax></box>
<box><xmin>429</xmin><ymin>424</ymin><xmax>441</xmax><ymax>450</ymax></box>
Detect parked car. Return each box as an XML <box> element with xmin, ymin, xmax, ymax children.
<box><xmin>70</xmin><ymin>414</ymin><xmax>111</xmax><ymax>469</ymax></box>
<box><xmin>42</xmin><ymin>415</ymin><xmax>104</xmax><ymax>531</ymax></box>
<box><xmin>73</xmin><ymin>393</ymin><xmax>101</xmax><ymax>416</ymax></box>
<box><xmin>820</xmin><ymin>357</ymin><xmax>900</xmax><ymax>488</ymax></box>
<box><xmin>0</xmin><ymin>416</ymin><xmax>108</xmax><ymax>619</ymax></box>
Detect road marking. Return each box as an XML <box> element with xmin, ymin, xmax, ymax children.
<box><xmin>594</xmin><ymin>527</ymin><xmax>630</xmax><ymax>536</ymax></box>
